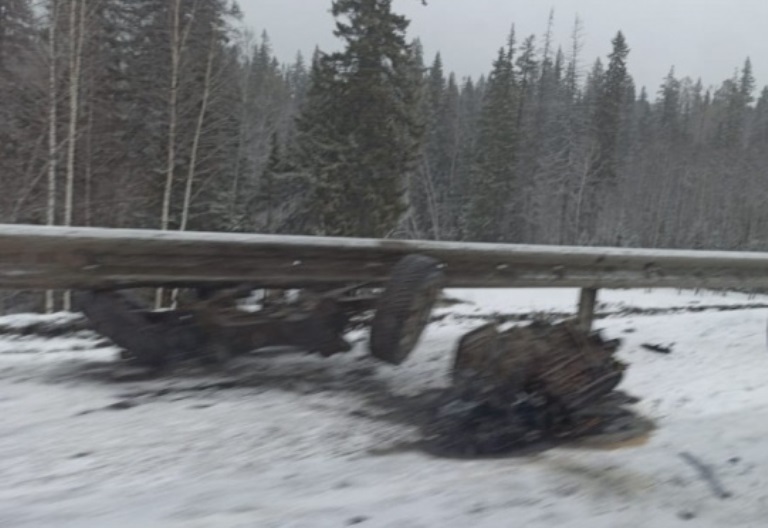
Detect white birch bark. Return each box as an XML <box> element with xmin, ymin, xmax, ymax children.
<box><xmin>46</xmin><ymin>0</ymin><xmax>59</xmax><ymax>314</ymax></box>
<box><xmin>63</xmin><ymin>0</ymin><xmax>86</xmax><ymax>311</ymax></box>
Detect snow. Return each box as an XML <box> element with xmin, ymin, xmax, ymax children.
<box><xmin>440</xmin><ymin>287</ymin><xmax>768</xmax><ymax>316</ymax></box>
<box><xmin>2</xmin><ymin>288</ymin><xmax>768</xmax><ymax>527</ymax></box>
<box><xmin>0</xmin><ymin>311</ymin><xmax>82</xmax><ymax>330</ymax></box>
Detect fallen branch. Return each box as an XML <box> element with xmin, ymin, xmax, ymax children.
<box><xmin>679</xmin><ymin>451</ymin><xmax>732</xmax><ymax>499</ymax></box>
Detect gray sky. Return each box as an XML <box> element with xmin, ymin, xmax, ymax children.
<box><xmin>239</xmin><ymin>0</ymin><xmax>768</xmax><ymax>93</ymax></box>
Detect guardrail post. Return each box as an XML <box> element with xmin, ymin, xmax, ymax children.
<box><xmin>577</xmin><ymin>288</ymin><xmax>598</xmax><ymax>332</ymax></box>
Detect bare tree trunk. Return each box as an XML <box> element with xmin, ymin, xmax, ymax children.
<box><xmin>46</xmin><ymin>0</ymin><xmax>59</xmax><ymax>314</ymax></box>
<box><xmin>157</xmin><ymin>0</ymin><xmax>183</xmax><ymax>309</ymax></box>
<box><xmin>65</xmin><ymin>0</ymin><xmax>85</xmax><ymax>226</ymax></box>
<box><xmin>179</xmin><ymin>30</ymin><xmax>216</xmax><ymax>232</ymax></box>
<box><xmin>160</xmin><ymin>0</ymin><xmax>199</xmax><ymax>232</ymax></box>
<box><xmin>170</xmin><ymin>27</ymin><xmax>217</xmax><ymax>309</ymax></box>
<box><xmin>161</xmin><ymin>0</ymin><xmax>181</xmax><ymax>233</ymax></box>
<box><xmin>157</xmin><ymin>0</ymin><xmax>199</xmax><ymax>308</ymax></box>
<box><xmin>574</xmin><ymin>145</ymin><xmax>596</xmax><ymax>242</ymax></box>
<box><xmin>419</xmin><ymin>157</ymin><xmax>442</xmax><ymax>240</ymax></box>
<box><xmin>84</xmin><ymin>96</ymin><xmax>94</xmax><ymax>226</ymax></box>
<box><xmin>63</xmin><ymin>0</ymin><xmax>86</xmax><ymax>311</ymax></box>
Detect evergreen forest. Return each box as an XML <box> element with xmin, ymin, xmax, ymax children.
<box><xmin>2</xmin><ymin>0</ymin><xmax>767</xmax><ymax>253</ymax></box>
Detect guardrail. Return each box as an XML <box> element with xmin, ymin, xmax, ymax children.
<box><xmin>2</xmin><ymin>224</ymin><xmax>768</xmax><ymax>290</ymax></box>
<box><xmin>1</xmin><ymin>223</ymin><xmax>767</xmax><ymax>330</ymax></box>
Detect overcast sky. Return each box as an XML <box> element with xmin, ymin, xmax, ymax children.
<box><xmin>238</xmin><ymin>0</ymin><xmax>768</xmax><ymax>93</ymax></box>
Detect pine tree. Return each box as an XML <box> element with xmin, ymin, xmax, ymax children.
<box><xmin>658</xmin><ymin>67</ymin><xmax>681</xmax><ymax>136</ymax></box>
<box><xmin>225</xmin><ymin>33</ymin><xmax>295</xmax><ymax>232</ymax></box>
<box><xmin>717</xmin><ymin>58</ymin><xmax>755</xmax><ymax>148</ymax></box>
<box><xmin>593</xmin><ymin>31</ymin><xmax>630</xmax><ymax>186</ymax></box>
<box><xmin>515</xmin><ymin>34</ymin><xmax>537</xmax><ymax>130</ymax></box>
<box><xmin>572</xmin><ymin>32</ymin><xmax>631</xmax><ymax>243</ymax></box>
<box><xmin>751</xmin><ymin>86</ymin><xmax>768</xmax><ymax>148</ymax></box>
<box><xmin>465</xmin><ymin>42</ymin><xmax>519</xmax><ymax>242</ymax></box>
<box><xmin>0</xmin><ymin>0</ymin><xmax>46</xmax><ymax>224</ymax></box>
<box><xmin>411</xmin><ymin>52</ymin><xmax>456</xmax><ymax>239</ymax></box>
<box><xmin>450</xmin><ymin>75</ymin><xmax>483</xmax><ymax>238</ymax></box>
<box><xmin>291</xmin><ymin>0</ymin><xmax>424</xmax><ymax>238</ymax></box>
<box><xmin>286</xmin><ymin>51</ymin><xmax>309</xmax><ymax>114</ymax></box>
<box><xmin>440</xmin><ymin>72</ymin><xmax>463</xmax><ymax>239</ymax></box>
<box><xmin>293</xmin><ymin>50</ymin><xmax>352</xmax><ymax>234</ymax></box>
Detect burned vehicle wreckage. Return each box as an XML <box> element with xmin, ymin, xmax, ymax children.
<box><xmin>17</xmin><ymin>224</ymin><xmax>750</xmax><ymax>452</ymax></box>
<box><xmin>72</xmin><ymin>263</ymin><xmax>641</xmax><ymax>454</ymax></box>
<box><xmin>75</xmin><ymin>253</ymin><xmax>445</xmax><ymax>369</ymax></box>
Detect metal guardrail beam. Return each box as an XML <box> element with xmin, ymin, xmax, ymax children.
<box><xmin>1</xmin><ymin>224</ymin><xmax>768</xmax><ymax>290</ymax></box>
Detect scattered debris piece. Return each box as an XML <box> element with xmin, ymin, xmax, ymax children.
<box><xmin>77</xmin><ymin>399</ymin><xmax>138</xmax><ymax>416</ymax></box>
<box><xmin>423</xmin><ymin>320</ymin><xmax>649</xmax><ymax>457</ymax></box>
<box><xmin>105</xmin><ymin>400</ymin><xmax>137</xmax><ymax>411</ymax></box>
<box><xmin>679</xmin><ymin>451</ymin><xmax>732</xmax><ymax>499</ymax></box>
<box><xmin>641</xmin><ymin>343</ymin><xmax>674</xmax><ymax>354</ymax></box>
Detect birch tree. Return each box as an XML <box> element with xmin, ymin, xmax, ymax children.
<box><xmin>62</xmin><ymin>0</ymin><xmax>88</xmax><ymax>310</ymax></box>
<box><xmin>161</xmin><ymin>0</ymin><xmax>186</xmax><ymax>232</ymax></box>
<box><xmin>179</xmin><ymin>26</ymin><xmax>217</xmax><ymax>232</ymax></box>
<box><xmin>46</xmin><ymin>0</ymin><xmax>60</xmax><ymax>313</ymax></box>
<box><xmin>64</xmin><ymin>0</ymin><xmax>87</xmax><ymax>228</ymax></box>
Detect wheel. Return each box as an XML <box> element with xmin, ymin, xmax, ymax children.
<box><xmin>369</xmin><ymin>254</ymin><xmax>445</xmax><ymax>365</ymax></box>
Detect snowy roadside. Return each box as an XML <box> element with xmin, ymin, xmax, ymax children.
<box><xmin>437</xmin><ymin>287</ymin><xmax>768</xmax><ymax>318</ymax></box>
<box><xmin>1</xmin><ymin>289</ymin><xmax>768</xmax><ymax>527</ymax></box>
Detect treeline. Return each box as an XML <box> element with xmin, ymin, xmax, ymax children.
<box><xmin>396</xmin><ymin>18</ymin><xmax>768</xmax><ymax>250</ymax></box>
<box><xmin>2</xmin><ymin>0</ymin><xmax>768</xmax><ymax>251</ymax></box>
<box><xmin>1</xmin><ymin>0</ymin><xmax>299</xmax><ymax>233</ymax></box>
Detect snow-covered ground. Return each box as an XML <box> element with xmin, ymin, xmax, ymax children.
<box><xmin>2</xmin><ymin>288</ymin><xmax>768</xmax><ymax>527</ymax></box>
<box><xmin>437</xmin><ymin>287</ymin><xmax>768</xmax><ymax>317</ymax></box>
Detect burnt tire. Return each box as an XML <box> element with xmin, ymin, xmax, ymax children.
<box><xmin>369</xmin><ymin>254</ymin><xmax>444</xmax><ymax>365</ymax></box>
